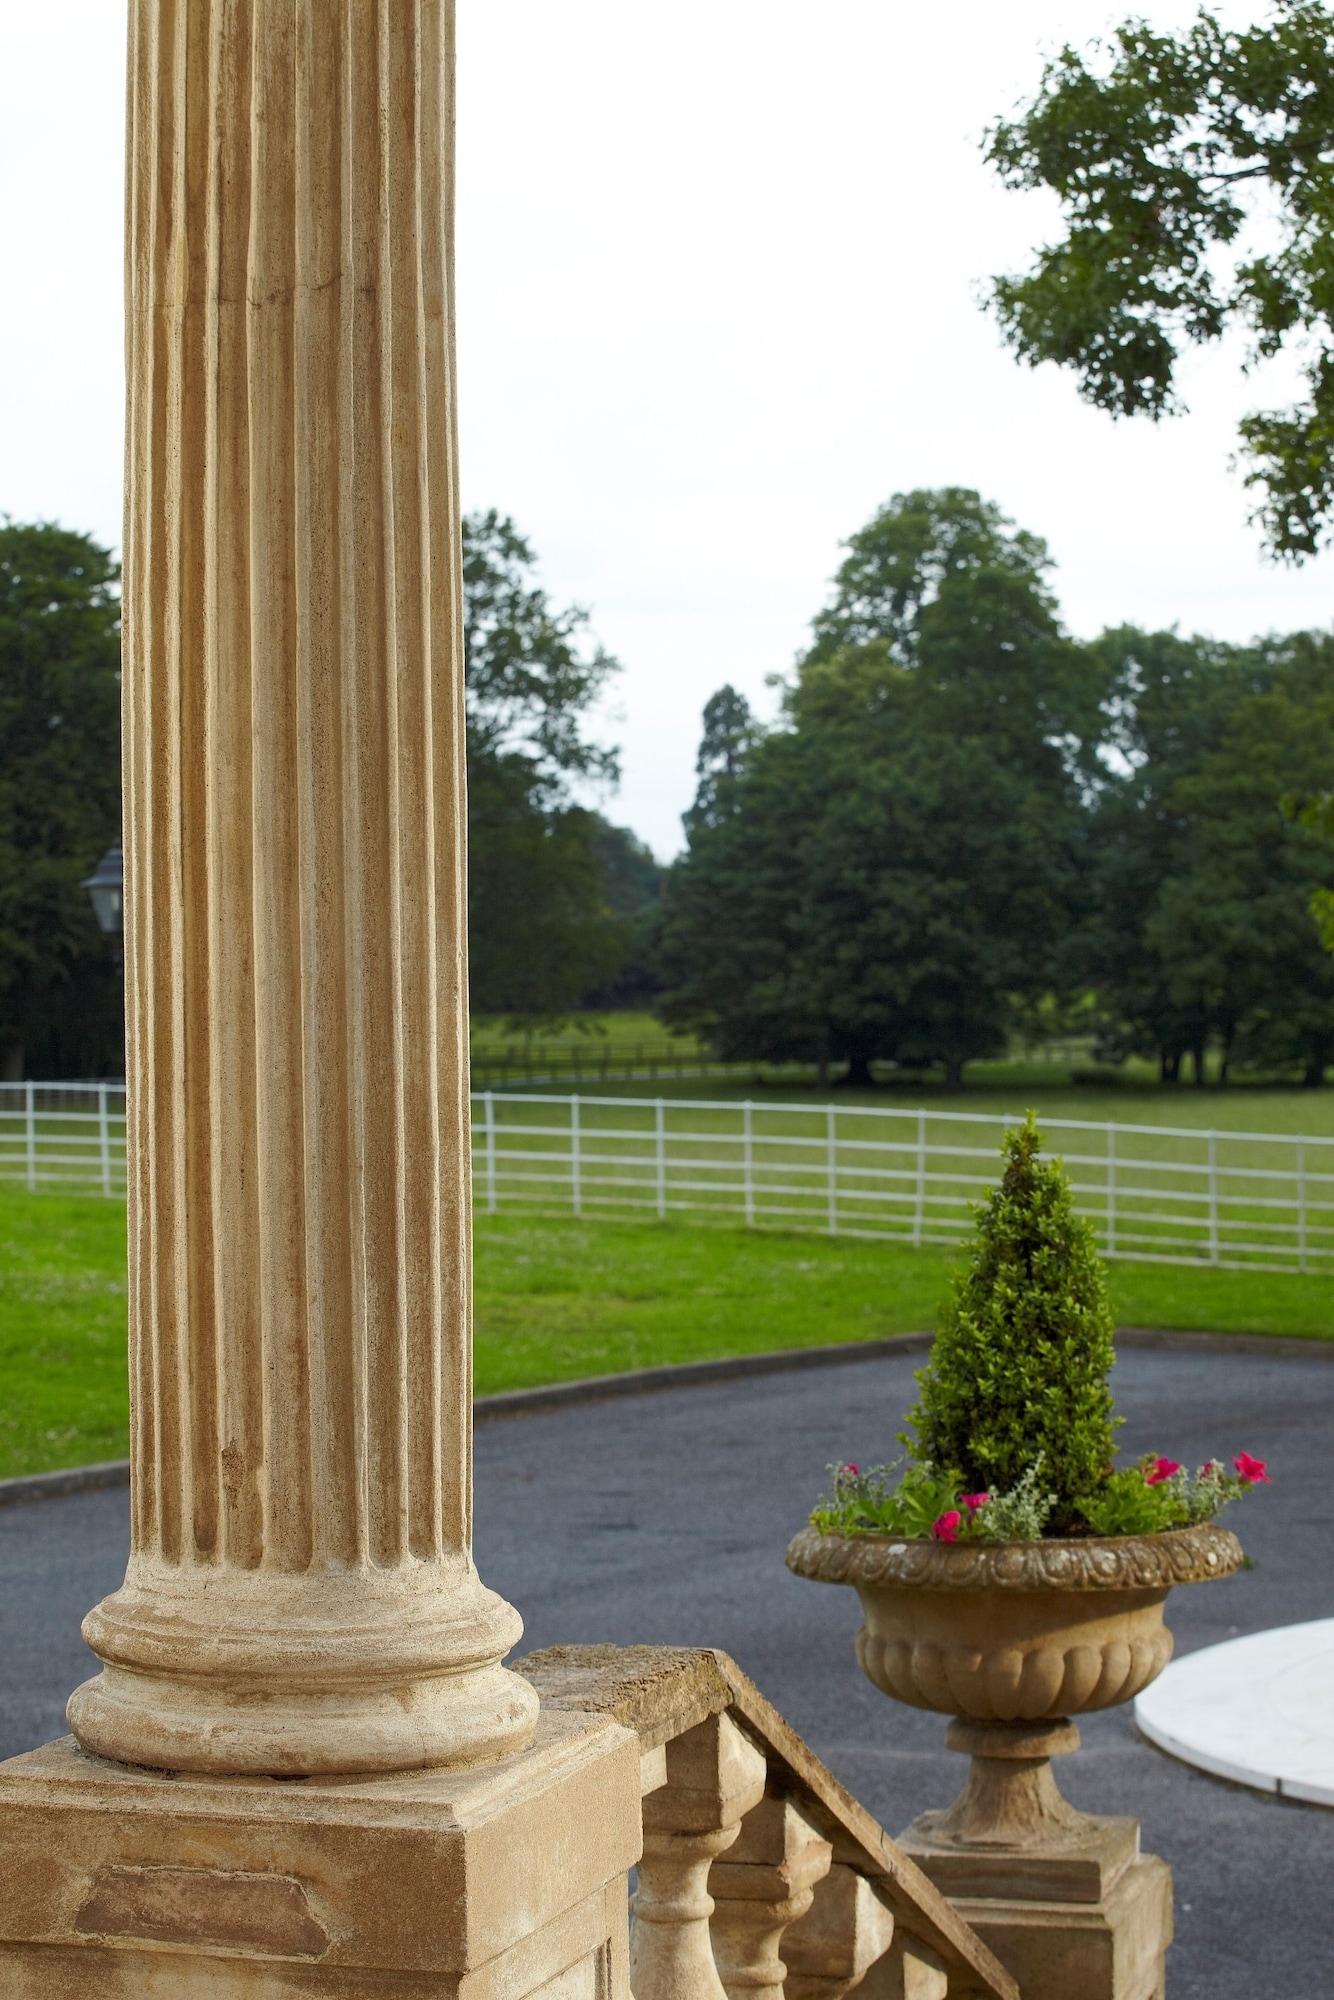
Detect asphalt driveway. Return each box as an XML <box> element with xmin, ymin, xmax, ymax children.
<box><xmin>1</xmin><ymin>1340</ymin><xmax>1330</xmax><ymax>1998</ymax></box>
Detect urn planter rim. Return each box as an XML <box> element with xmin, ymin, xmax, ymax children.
<box><xmin>786</xmin><ymin>1521</ymin><xmax>1244</xmax><ymax>1592</ymax></box>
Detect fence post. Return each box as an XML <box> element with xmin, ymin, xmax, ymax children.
<box><xmin>99</xmin><ymin>1082</ymin><xmax>112</xmax><ymax>1197</ymax></box>
<box><xmin>571</xmin><ymin>1095</ymin><xmax>582</xmax><ymax>1218</ymax></box>
<box><xmin>1207</xmin><ymin>1130</ymin><xmax>1220</xmax><ymax>1265</ymax></box>
<box><xmin>1106</xmin><ymin>1124</ymin><xmax>1117</xmax><ymax>1256</ymax></box>
<box><xmin>24</xmin><ymin>1081</ymin><xmax>36</xmax><ymax>1192</ymax></box>
<box><xmin>483</xmin><ymin>1090</ymin><xmax>497</xmax><ymax>1214</ymax></box>
<box><xmin>826</xmin><ymin>1104</ymin><xmax>838</xmax><ymax>1234</ymax></box>
<box><xmin>742</xmin><ymin>1100</ymin><xmax>755</xmax><ymax>1226</ymax></box>
<box><xmin>655</xmin><ymin>1099</ymin><xmax>667</xmax><ymax>1220</ymax></box>
<box><xmin>1297</xmin><ymin>1139</ymin><xmax>1308</xmax><ymax>1273</ymax></box>
<box><xmin>912</xmin><ymin>1109</ymin><xmax>926</xmax><ymax>1247</ymax></box>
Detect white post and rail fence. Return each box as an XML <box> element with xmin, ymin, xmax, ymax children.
<box><xmin>5</xmin><ymin>1080</ymin><xmax>1332</xmax><ymax>1276</ymax></box>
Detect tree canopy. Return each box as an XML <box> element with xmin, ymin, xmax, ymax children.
<box><xmin>0</xmin><ymin>521</ymin><xmax>122</xmax><ymax>1077</ymax></box>
<box><xmin>662</xmin><ymin>489</ymin><xmax>1334</xmax><ymax>1089</ymax></box>
<box><xmin>462</xmin><ymin>511</ymin><xmax>644</xmax><ymax>1020</ymax></box>
<box><xmin>985</xmin><ymin>0</ymin><xmax>1334</xmax><ymax>559</ymax></box>
<box><xmin>660</xmin><ymin>490</ymin><xmax>1089</xmax><ymax>1084</ymax></box>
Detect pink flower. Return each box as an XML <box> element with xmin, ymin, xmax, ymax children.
<box><xmin>962</xmin><ymin>1492</ymin><xmax>990</xmax><ymax>1513</ymax></box>
<box><xmin>1145</xmin><ymin>1457</ymin><xmax>1181</xmax><ymax>1486</ymax></box>
<box><xmin>932</xmin><ymin>1510</ymin><xmax>963</xmax><ymax>1543</ymax></box>
<box><xmin>1201</xmin><ymin>1460</ymin><xmax>1220</xmax><ymax>1477</ymax></box>
<box><xmin>1233</xmin><ymin>1452</ymin><xmax>1271</xmax><ymax>1486</ymax></box>
<box><xmin>839</xmin><ymin>1463</ymin><xmax>860</xmax><ymax>1479</ymax></box>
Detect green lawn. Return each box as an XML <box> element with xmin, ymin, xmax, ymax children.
<box><xmin>1</xmin><ymin>1188</ymin><xmax>1330</xmax><ymax>1480</ymax></box>
<box><xmin>471</xmin><ymin>1011</ymin><xmax>704</xmax><ymax>1060</ymax></box>
<box><xmin>553</xmin><ymin>1063</ymin><xmax>1334</xmax><ymax>1136</ymax></box>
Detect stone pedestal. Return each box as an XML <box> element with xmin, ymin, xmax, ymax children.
<box><xmin>0</xmin><ymin>1713</ymin><xmax>641</xmax><ymax>2000</ymax></box>
<box><xmin>898</xmin><ymin>1722</ymin><xmax>1171</xmax><ymax>2000</ymax></box>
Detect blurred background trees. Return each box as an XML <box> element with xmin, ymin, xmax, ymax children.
<box><xmin>662</xmin><ymin>490</ymin><xmax>1334</xmax><ymax>1087</ymax></box>
<box><xmin>3</xmin><ymin>490</ymin><xmax>1332</xmax><ymax>1087</ymax></box>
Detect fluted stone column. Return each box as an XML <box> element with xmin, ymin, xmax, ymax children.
<box><xmin>67</xmin><ymin>0</ymin><xmax>538</xmax><ymax>1779</ymax></box>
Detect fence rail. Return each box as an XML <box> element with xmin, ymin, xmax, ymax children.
<box><xmin>9</xmin><ymin>1081</ymin><xmax>1334</xmax><ymax>1275</ymax></box>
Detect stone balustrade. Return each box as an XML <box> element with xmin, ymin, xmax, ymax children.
<box><xmin>518</xmin><ymin>1646</ymin><xmax>1017</xmax><ymax>2000</ymax></box>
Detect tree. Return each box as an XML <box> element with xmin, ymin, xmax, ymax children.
<box><xmin>908</xmin><ymin>1116</ymin><xmax>1118</xmax><ymax>1531</ymax></box>
<box><xmin>464</xmin><ymin>509</ymin><xmax>617</xmax><ymax>791</ymax></box>
<box><xmin>578</xmin><ymin>817</ymin><xmax>664</xmax><ymax>1009</ymax></box>
<box><xmin>660</xmin><ymin>491</ymin><xmax>1090</xmax><ymax>1085</ymax></box>
<box><xmin>461</xmin><ymin>512</ymin><xmax>623</xmax><ymax>1018</ymax></box>
<box><xmin>0</xmin><ymin>522</ymin><xmax>122</xmax><ymax>1077</ymax></box>
<box><xmin>1087</xmin><ymin>626</ymin><xmax>1334</xmax><ymax>1083</ymax></box>
<box><xmin>683</xmin><ymin>684</ymin><xmax>760</xmax><ymax>835</ymax></box>
<box><xmin>985</xmin><ymin>1</ymin><xmax>1334</xmax><ymax>558</ymax></box>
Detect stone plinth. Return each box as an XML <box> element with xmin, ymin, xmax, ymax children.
<box><xmin>900</xmin><ymin>1727</ymin><xmax>1171</xmax><ymax>2000</ymax></box>
<box><xmin>0</xmin><ymin>1711</ymin><xmax>641</xmax><ymax>1999</ymax></box>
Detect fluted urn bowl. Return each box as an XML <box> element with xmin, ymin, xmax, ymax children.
<box><xmin>787</xmin><ymin>1522</ymin><xmax>1245</xmax><ymax>1867</ymax></box>
<box><xmin>786</xmin><ymin>1522</ymin><xmax>1244</xmax><ymax>1724</ymax></box>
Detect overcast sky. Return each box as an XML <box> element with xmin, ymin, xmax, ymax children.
<box><xmin>3</xmin><ymin>1</ymin><xmax>1329</xmax><ymax>857</ymax></box>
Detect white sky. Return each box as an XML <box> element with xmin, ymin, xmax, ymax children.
<box><xmin>2</xmin><ymin>1</ymin><xmax>1329</xmax><ymax>858</ymax></box>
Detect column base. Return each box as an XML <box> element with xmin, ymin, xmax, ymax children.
<box><xmin>0</xmin><ymin>1708</ymin><xmax>641</xmax><ymax>1999</ymax></box>
<box><xmin>69</xmin><ymin>1554</ymin><xmax>539</xmax><ymax>1777</ymax></box>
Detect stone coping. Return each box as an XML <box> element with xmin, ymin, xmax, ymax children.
<box><xmin>1</xmin><ymin>1324</ymin><xmax>1326</xmax><ymax>1510</ymax></box>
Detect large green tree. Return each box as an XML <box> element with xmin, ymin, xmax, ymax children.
<box><xmin>1088</xmin><ymin>627</ymin><xmax>1334</xmax><ymax>1082</ymax></box>
<box><xmin>462</xmin><ymin>511</ymin><xmax>631</xmax><ymax>1018</ymax></box>
<box><xmin>985</xmin><ymin>1</ymin><xmax>1334</xmax><ymax>558</ymax></box>
<box><xmin>660</xmin><ymin>492</ymin><xmax>1091</xmax><ymax>1084</ymax></box>
<box><xmin>0</xmin><ymin>522</ymin><xmax>122</xmax><ymax>1078</ymax></box>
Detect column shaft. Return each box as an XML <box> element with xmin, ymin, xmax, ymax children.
<box><xmin>67</xmin><ymin>0</ymin><xmax>537</xmax><ymax>1778</ymax></box>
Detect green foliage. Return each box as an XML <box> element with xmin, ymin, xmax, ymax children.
<box><xmin>462</xmin><ymin>512</ymin><xmax>639</xmax><ymax>1019</ymax></box>
<box><xmin>812</xmin><ymin>1458</ymin><xmax>1059</xmax><ymax>1542</ymax></box>
<box><xmin>1291</xmin><ymin>792</ymin><xmax>1334</xmax><ymax>950</ymax></box>
<box><xmin>907</xmin><ymin>1117</ymin><xmax>1119</xmax><ymax>1526</ymax></box>
<box><xmin>811</xmin><ymin>1460</ymin><xmax>963</xmax><ymax>1538</ymax></box>
<box><xmin>985</xmin><ymin>2</ymin><xmax>1334</xmax><ymax>559</ymax></box>
<box><xmin>464</xmin><ymin>509</ymin><xmax>618</xmax><ymax>793</ymax></box>
<box><xmin>977</xmin><ymin>1461</ymin><xmax>1059</xmax><ymax>1541</ymax></box>
<box><xmin>0</xmin><ymin>521</ymin><xmax>123</xmax><ymax>1078</ymax></box>
<box><xmin>659</xmin><ymin>490</ymin><xmax>1089</xmax><ymax>1084</ymax></box>
<box><xmin>1088</xmin><ymin>627</ymin><xmax>1334</xmax><ymax>1085</ymax></box>
<box><xmin>1076</xmin><ymin>1457</ymin><xmax>1250</xmax><ymax>1535</ymax></box>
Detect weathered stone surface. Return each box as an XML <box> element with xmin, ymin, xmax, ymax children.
<box><xmin>0</xmin><ymin>1714</ymin><xmax>642</xmax><ymax>1996</ymax></box>
<box><xmin>67</xmin><ymin>0</ymin><xmax>534</xmax><ymax>1784</ymax></box>
<box><xmin>709</xmin><ymin>1798</ymin><xmax>833</xmax><ymax>2000</ymax></box>
<box><xmin>937</xmin><ymin>1855</ymin><xmax>1173</xmax><ymax>2000</ymax></box>
<box><xmin>519</xmin><ymin>1647</ymin><xmax>1016</xmax><ymax>2000</ymax></box>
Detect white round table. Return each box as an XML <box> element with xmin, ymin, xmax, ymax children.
<box><xmin>1135</xmin><ymin>1619</ymin><xmax>1334</xmax><ymax>1807</ymax></box>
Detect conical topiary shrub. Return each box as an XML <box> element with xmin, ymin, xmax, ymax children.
<box><xmin>906</xmin><ymin>1112</ymin><xmax>1118</xmax><ymax>1529</ymax></box>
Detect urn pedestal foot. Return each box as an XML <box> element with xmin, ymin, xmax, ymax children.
<box><xmin>897</xmin><ymin>1719</ymin><xmax>1171</xmax><ymax>2000</ymax></box>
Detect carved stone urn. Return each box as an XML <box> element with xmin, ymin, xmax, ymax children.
<box><xmin>786</xmin><ymin>1522</ymin><xmax>1243</xmax><ymax>1902</ymax></box>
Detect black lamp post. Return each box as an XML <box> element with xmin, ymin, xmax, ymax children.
<box><xmin>82</xmin><ymin>843</ymin><xmax>125</xmax><ymax>971</ymax></box>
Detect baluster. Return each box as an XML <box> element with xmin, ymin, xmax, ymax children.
<box><xmin>631</xmin><ymin>1711</ymin><xmax>767</xmax><ymax>2000</ymax></box>
<box><xmin>874</xmin><ymin>1936</ymin><xmax>950</xmax><ymax>2000</ymax></box>
<box><xmin>709</xmin><ymin>1796</ymin><xmax>833</xmax><ymax>2000</ymax></box>
<box><xmin>785</xmin><ymin>1864</ymin><xmax>896</xmax><ymax>2000</ymax></box>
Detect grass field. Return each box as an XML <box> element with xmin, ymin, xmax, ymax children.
<box><xmin>550</xmin><ymin>1063</ymin><xmax>1334</xmax><ymax>1135</ymax></box>
<box><xmin>1</xmin><ymin>1187</ymin><xmax>1330</xmax><ymax>1480</ymax></box>
<box><xmin>470</xmin><ymin>1011</ymin><xmax>704</xmax><ymax>1060</ymax></box>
